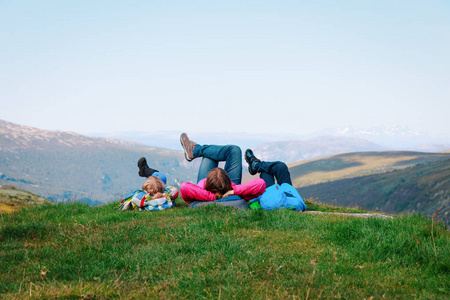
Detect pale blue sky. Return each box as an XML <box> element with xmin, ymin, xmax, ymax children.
<box><xmin>1</xmin><ymin>0</ymin><xmax>449</xmax><ymax>138</ymax></box>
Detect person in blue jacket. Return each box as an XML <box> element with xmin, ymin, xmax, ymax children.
<box><xmin>245</xmin><ymin>149</ymin><xmax>307</xmax><ymax>211</ymax></box>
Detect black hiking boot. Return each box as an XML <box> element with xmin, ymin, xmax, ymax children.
<box><xmin>137</xmin><ymin>157</ymin><xmax>157</xmax><ymax>178</ymax></box>
<box><xmin>245</xmin><ymin>149</ymin><xmax>261</xmax><ymax>175</ymax></box>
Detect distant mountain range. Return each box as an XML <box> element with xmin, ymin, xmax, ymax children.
<box><xmin>317</xmin><ymin>125</ymin><xmax>450</xmax><ymax>149</ymax></box>
<box><xmin>0</xmin><ymin>120</ymin><xmax>198</xmax><ymax>203</ymax></box>
<box><xmin>322</xmin><ymin>124</ymin><xmax>423</xmax><ymax>139</ymax></box>
<box><xmin>93</xmin><ymin>125</ymin><xmax>450</xmax><ymax>153</ymax></box>
<box><xmin>95</xmin><ymin>132</ymin><xmax>387</xmax><ymax>164</ymax></box>
<box><xmin>91</xmin><ymin>126</ymin><xmax>450</xmax><ymax>171</ymax></box>
<box><xmin>252</xmin><ymin>136</ymin><xmax>385</xmax><ymax>164</ymax></box>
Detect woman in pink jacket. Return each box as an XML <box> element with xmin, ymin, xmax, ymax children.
<box><xmin>179</xmin><ymin>133</ymin><xmax>266</xmax><ymax>203</ymax></box>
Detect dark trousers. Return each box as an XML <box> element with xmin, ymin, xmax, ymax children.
<box><xmin>258</xmin><ymin>161</ymin><xmax>292</xmax><ymax>187</ymax></box>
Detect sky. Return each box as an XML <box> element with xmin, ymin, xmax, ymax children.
<box><xmin>1</xmin><ymin>0</ymin><xmax>449</xmax><ymax>139</ymax></box>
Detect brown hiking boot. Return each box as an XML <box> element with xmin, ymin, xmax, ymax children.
<box><xmin>180</xmin><ymin>133</ymin><xmax>196</xmax><ymax>161</ymax></box>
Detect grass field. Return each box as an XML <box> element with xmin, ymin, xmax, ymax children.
<box><xmin>1</xmin><ymin>197</ymin><xmax>448</xmax><ymax>299</ymax></box>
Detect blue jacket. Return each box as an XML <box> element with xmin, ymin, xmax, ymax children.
<box><xmin>250</xmin><ymin>183</ymin><xmax>306</xmax><ymax>211</ymax></box>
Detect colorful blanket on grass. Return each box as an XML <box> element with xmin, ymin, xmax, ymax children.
<box><xmin>117</xmin><ymin>186</ymin><xmax>179</xmax><ymax>211</ymax></box>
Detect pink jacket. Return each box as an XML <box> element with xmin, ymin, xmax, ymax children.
<box><xmin>180</xmin><ymin>178</ymin><xmax>266</xmax><ymax>203</ymax></box>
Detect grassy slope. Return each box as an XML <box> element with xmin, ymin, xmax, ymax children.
<box><xmin>0</xmin><ymin>200</ymin><xmax>448</xmax><ymax>299</ymax></box>
<box><xmin>299</xmin><ymin>157</ymin><xmax>450</xmax><ymax>226</ymax></box>
<box><xmin>288</xmin><ymin>151</ymin><xmax>450</xmax><ymax>188</ymax></box>
<box><xmin>0</xmin><ymin>185</ymin><xmax>52</xmax><ymax>213</ymax></box>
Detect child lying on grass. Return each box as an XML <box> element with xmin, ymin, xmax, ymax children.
<box><xmin>117</xmin><ymin>157</ymin><xmax>179</xmax><ymax>211</ymax></box>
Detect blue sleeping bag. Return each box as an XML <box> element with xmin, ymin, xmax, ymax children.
<box><xmin>250</xmin><ymin>183</ymin><xmax>306</xmax><ymax>211</ymax></box>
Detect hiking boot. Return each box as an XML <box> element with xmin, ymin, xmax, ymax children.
<box><xmin>245</xmin><ymin>149</ymin><xmax>261</xmax><ymax>175</ymax></box>
<box><xmin>137</xmin><ymin>157</ymin><xmax>154</xmax><ymax>178</ymax></box>
<box><xmin>180</xmin><ymin>133</ymin><xmax>196</xmax><ymax>162</ymax></box>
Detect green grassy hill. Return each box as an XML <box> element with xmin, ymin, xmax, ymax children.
<box><xmin>0</xmin><ymin>201</ymin><xmax>448</xmax><ymax>299</ymax></box>
<box><xmin>299</xmin><ymin>157</ymin><xmax>450</xmax><ymax>226</ymax></box>
<box><xmin>288</xmin><ymin>151</ymin><xmax>450</xmax><ymax>188</ymax></box>
<box><xmin>0</xmin><ymin>185</ymin><xmax>53</xmax><ymax>213</ymax></box>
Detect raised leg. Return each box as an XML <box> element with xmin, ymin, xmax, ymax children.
<box><xmin>258</xmin><ymin>161</ymin><xmax>292</xmax><ymax>187</ymax></box>
<box><xmin>197</xmin><ymin>157</ymin><xmax>219</xmax><ymax>183</ymax></box>
<box><xmin>194</xmin><ymin>144</ymin><xmax>242</xmax><ymax>184</ymax></box>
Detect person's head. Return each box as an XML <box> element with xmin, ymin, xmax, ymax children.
<box><xmin>142</xmin><ymin>176</ymin><xmax>165</xmax><ymax>194</ymax></box>
<box><xmin>204</xmin><ymin>168</ymin><xmax>232</xmax><ymax>199</ymax></box>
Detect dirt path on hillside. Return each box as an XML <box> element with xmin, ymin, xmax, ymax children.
<box><xmin>304</xmin><ymin>211</ymin><xmax>393</xmax><ymax>219</ymax></box>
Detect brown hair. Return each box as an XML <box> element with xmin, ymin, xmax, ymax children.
<box><xmin>204</xmin><ymin>168</ymin><xmax>232</xmax><ymax>199</ymax></box>
<box><xmin>142</xmin><ymin>176</ymin><xmax>165</xmax><ymax>194</ymax></box>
